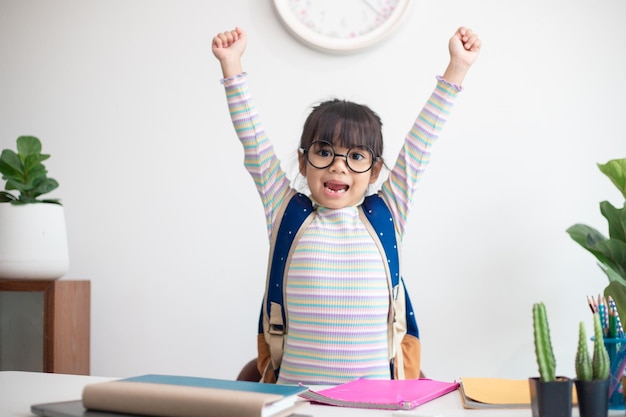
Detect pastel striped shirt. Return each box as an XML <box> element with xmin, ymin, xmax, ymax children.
<box><xmin>222</xmin><ymin>74</ymin><xmax>460</xmax><ymax>384</ymax></box>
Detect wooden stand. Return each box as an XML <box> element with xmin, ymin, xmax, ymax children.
<box><xmin>0</xmin><ymin>279</ymin><xmax>90</xmax><ymax>375</ymax></box>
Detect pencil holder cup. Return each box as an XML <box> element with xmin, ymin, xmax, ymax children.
<box><xmin>603</xmin><ymin>337</ymin><xmax>626</xmax><ymax>410</ymax></box>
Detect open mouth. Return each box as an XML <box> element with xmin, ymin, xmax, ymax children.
<box><xmin>324</xmin><ymin>181</ymin><xmax>349</xmax><ymax>194</ymax></box>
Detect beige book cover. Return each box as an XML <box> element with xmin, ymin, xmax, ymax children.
<box><xmin>82</xmin><ymin>374</ymin><xmax>308</xmax><ymax>417</ymax></box>
<box><xmin>459</xmin><ymin>378</ymin><xmax>531</xmax><ymax>408</ymax></box>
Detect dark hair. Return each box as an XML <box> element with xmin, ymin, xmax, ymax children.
<box><xmin>299</xmin><ymin>99</ymin><xmax>383</xmax><ymax>158</ymax></box>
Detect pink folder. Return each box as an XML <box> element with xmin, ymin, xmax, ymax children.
<box><xmin>300</xmin><ymin>378</ymin><xmax>459</xmax><ymax>410</ymax></box>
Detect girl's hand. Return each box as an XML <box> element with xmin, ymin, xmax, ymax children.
<box><xmin>442</xmin><ymin>26</ymin><xmax>481</xmax><ymax>86</ymax></box>
<box><xmin>449</xmin><ymin>27</ymin><xmax>481</xmax><ymax>69</ymax></box>
<box><xmin>212</xmin><ymin>27</ymin><xmax>247</xmax><ymax>78</ymax></box>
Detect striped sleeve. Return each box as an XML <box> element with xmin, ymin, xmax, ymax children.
<box><xmin>222</xmin><ymin>73</ymin><xmax>292</xmax><ymax>239</ymax></box>
<box><xmin>380</xmin><ymin>76</ymin><xmax>461</xmax><ymax>239</ymax></box>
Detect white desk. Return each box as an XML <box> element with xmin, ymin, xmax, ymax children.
<box><xmin>0</xmin><ymin>371</ymin><xmax>620</xmax><ymax>417</ymax></box>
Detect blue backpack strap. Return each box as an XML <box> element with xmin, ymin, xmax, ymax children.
<box><xmin>259</xmin><ymin>192</ymin><xmax>314</xmax><ymax>380</ymax></box>
<box><xmin>361</xmin><ymin>195</ymin><xmax>400</xmax><ymax>288</ymax></box>
<box><xmin>362</xmin><ymin>194</ymin><xmax>419</xmax><ymax>339</ymax></box>
<box><xmin>265</xmin><ymin>193</ymin><xmax>314</xmax><ymax>330</ymax></box>
<box><xmin>362</xmin><ymin>194</ymin><xmax>420</xmax><ymax>380</ymax></box>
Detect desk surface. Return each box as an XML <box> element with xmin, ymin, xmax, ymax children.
<box><xmin>0</xmin><ymin>371</ymin><xmax>616</xmax><ymax>417</ymax></box>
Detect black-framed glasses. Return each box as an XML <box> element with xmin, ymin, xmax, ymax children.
<box><xmin>299</xmin><ymin>140</ymin><xmax>379</xmax><ymax>173</ymax></box>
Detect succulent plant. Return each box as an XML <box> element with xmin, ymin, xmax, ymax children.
<box><xmin>0</xmin><ymin>135</ymin><xmax>60</xmax><ymax>205</ymax></box>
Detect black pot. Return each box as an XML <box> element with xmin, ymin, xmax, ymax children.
<box><xmin>529</xmin><ymin>377</ymin><xmax>573</xmax><ymax>417</ymax></box>
<box><xmin>575</xmin><ymin>379</ymin><xmax>609</xmax><ymax>417</ymax></box>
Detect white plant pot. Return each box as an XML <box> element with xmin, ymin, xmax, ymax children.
<box><xmin>0</xmin><ymin>203</ymin><xmax>69</xmax><ymax>280</ymax></box>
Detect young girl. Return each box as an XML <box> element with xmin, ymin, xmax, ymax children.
<box><xmin>212</xmin><ymin>27</ymin><xmax>481</xmax><ymax>385</ymax></box>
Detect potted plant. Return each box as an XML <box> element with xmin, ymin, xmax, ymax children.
<box><xmin>0</xmin><ymin>135</ymin><xmax>69</xmax><ymax>280</ymax></box>
<box><xmin>529</xmin><ymin>301</ymin><xmax>573</xmax><ymax>417</ymax></box>
<box><xmin>575</xmin><ymin>313</ymin><xmax>610</xmax><ymax>417</ymax></box>
<box><xmin>566</xmin><ymin>157</ymin><xmax>626</xmax><ymax>407</ymax></box>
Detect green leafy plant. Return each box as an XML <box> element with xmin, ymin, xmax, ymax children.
<box><xmin>567</xmin><ymin>158</ymin><xmax>626</xmax><ymax>325</ymax></box>
<box><xmin>575</xmin><ymin>313</ymin><xmax>610</xmax><ymax>381</ymax></box>
<box><xmin>0</xmin><ymin>136</ymin><xmax>60</xmax><ymax>205</ymax></box>
<box><xmin>533</xmin><ymin>302</ymin><xmax>557</xmax><ymax>382</ymax></box>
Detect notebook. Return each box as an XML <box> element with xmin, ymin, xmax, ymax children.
<box><xmin>31</xmin><ymin>400</ymin><xmax>139</xmax><ymax>417</ymax></box>
<box><xmin>31</xmin><ymin>400</ymin><xmax>313</xmax><ymax>417</ymax></box>
<box><xmin>300</xmin><ymin>377</ymin><xmax>459</xmax><ymax>410</ymax></box>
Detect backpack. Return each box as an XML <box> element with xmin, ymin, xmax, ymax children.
<box><xmin>257</xmin><ymin>191</ymin><xmax>421</xmax><ymax>382</ymax></box>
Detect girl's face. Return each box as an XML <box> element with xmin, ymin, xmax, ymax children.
<box><xmin>298</xmin><ymin>144</ymin><xmax>382</xmax><ymax>209</ymax></box>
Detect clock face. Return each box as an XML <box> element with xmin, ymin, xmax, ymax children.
<box><xmin>273</xmin><ymin>0</ymin><xmax>412</xmax><ymax>53</ymax></box>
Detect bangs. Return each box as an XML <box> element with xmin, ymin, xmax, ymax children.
<box><xmin>316</xmin><ymin>118</ymin><xmax>366</xmax><ymax>149</ymax></box>
<box><xmin>306</xmin><ymin>100</ymin><xmax>383</xmax><ymax>155</ymax></box>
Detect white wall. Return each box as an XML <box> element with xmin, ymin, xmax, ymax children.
<box><xmin>1</xmin><ymin>0</ymin><xmax>624</xmax><ymax>381</ymax></box>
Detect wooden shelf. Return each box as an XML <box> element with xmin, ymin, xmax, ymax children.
<box><xmin>0</xmin><ymin>279</ymin><xmax>90</xmax><ymax>375</ymax></box>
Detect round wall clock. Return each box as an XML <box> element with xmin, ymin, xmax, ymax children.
<box><xmin>272</xmin><ymin>0</ymin><xmax>412</xmax><ymax>54</ymax></box>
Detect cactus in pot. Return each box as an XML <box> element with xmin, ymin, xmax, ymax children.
<box><xmin>575</xmin><ymin>313</ymin><xmax>610</xmax><ymax>417</ymax></box>
<box><xmin>530</xmin><ymin>302</ymin><xmax>573</xmax><ymax>417</ymax></box>
<box><xmin>575</xmin><ymin>313</ymin><xmax>610</xmax><ymax>381</ymax></box>
<box><xmin>533</xmin><ymin>302</ymin><xmax>557</xmax><ymax>382</ymax></box>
